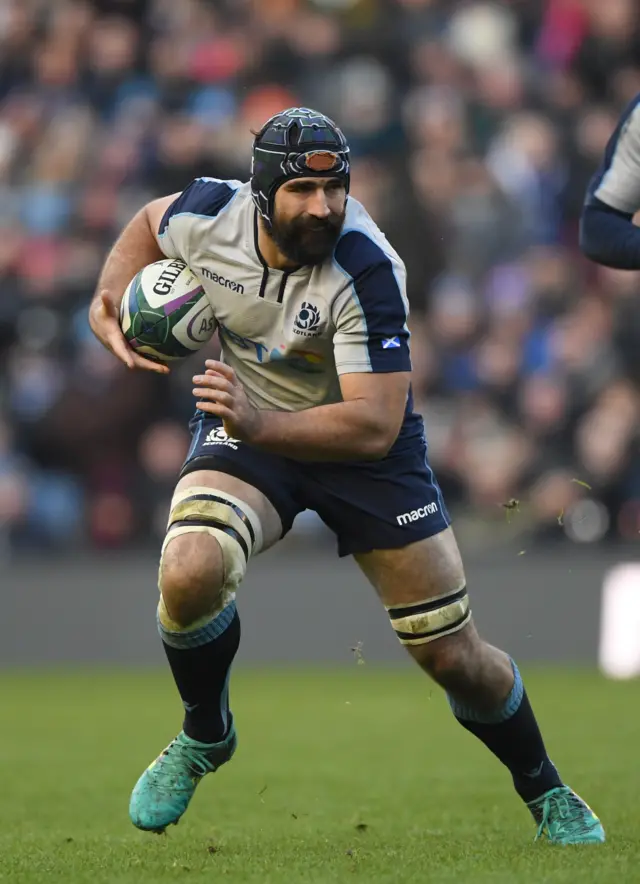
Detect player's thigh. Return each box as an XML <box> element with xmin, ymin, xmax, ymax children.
<box><xmin>355</xmin><ymin>527</ymin><xmax>476</xmax><ymax>661</ymax></box>
<box><xmin>304</xmin><ymin>439</ymin><xmax>473</xmax><ymax>658</ymax></box>
<box><xmin>354</xmin><ymin>526</ymin><xmax>465</xmax><ymax>607</ymax></box>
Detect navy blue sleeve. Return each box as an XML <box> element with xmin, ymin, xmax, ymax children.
<box><xmin>579</xmin><ymin>197</ymin><xmax>640</xmax><ymax>269</ymax></box>
<box><xmin>158</xmin><ymin>178</ymin><xmax>237</xmax><ymax>236</ymax></box>
<box><xmin>333</xmin><ymin>231</ymin><xmax>411</xmax><ymax>373</ymax></box>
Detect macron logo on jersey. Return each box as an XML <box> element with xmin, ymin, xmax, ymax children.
<box><xmin>396</xmin><ymin>503</ymin><xmax>438</xmax><ymax>526</ymax></box>
<box><xmin>382</xmin><ymin>337</ymin><xmax>401</xmax><ymax>349</ymax></box>
<box><xmin>199</xmin><ymin>267</ymin><xmax>244</xmax><ymax>294</ymax></box>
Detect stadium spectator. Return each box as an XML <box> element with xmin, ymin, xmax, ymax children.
<box><xmin>0</xmin><ymin>0</ymin><xmax>638</xmax><ymax>552</ymax></box>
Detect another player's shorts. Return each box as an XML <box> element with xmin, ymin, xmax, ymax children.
<box><xmin>179</xmin><ymin>414</ymin><xmax>451</xmax><ymax>557</ymax></box>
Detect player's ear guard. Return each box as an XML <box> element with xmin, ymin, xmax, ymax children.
<box><xmin>386</xmin><ymin>587</ymin><xmax>471</xmax><ymax>645</ymax></box>
<box><xmin>160</xmin><ymin>485</ymin><xmax>263</xmax><ymax>596</ymax></box>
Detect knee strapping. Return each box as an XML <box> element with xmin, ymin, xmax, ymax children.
<box><xmin>386</xmin><ymin>586</ymin><xmax>471</xmax><ymax>646</ymax></box>
<box><xmin>158</xmin><ymin>485</ymin><xmax>263</xmax><ymax>636</ymax></box>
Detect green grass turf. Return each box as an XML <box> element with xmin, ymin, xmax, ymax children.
<box><xmin>0</xmin><ymin>666</ymin><xmax>637</xmax><ymax>884</ymax></box>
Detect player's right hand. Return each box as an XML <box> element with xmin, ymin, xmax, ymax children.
<box><xmin>89</xmin><ymin>293</ymin><xmax>169</xmax><ymax>374</ymax></box>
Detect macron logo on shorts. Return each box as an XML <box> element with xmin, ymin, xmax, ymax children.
<box><xmin>396</xmin><ymin>503</ymin><xmax>438</xmax><ymax>526</ymax></box>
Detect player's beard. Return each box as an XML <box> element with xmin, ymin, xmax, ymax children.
<box><xmin>268</xmin><ymin>208</ymin><xmax>346</xmax><ymax>267</ymax></box>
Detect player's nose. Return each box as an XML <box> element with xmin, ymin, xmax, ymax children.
<box><xmin>307</xmin><ymin>190</ymin><xmax>331</xmax><ymax>218</ymax></box>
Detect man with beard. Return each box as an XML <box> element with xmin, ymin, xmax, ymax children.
<box><xmin>89</xmin><ymin>108</ymin><xmax>604</xmax><ymax>844</ymax></box>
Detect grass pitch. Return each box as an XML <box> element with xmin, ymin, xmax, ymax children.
<box><xmin>0</xmin><ymin>667</ymin><xmax>637</xmax><ymax>884</ymax></box>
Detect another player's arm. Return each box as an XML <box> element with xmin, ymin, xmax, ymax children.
<box><xmin>88</xmin><ymin>193</ymin><xmax>180</xmax><ymax>372</ymax></box>
<box><xmin>580</xmin><ymin>98</ymin><xmax>640</xmax><ymax>269</ymax></box>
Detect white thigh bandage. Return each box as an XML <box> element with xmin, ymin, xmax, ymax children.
<box><xmin>386</xmin><ymin>586</ymin><xmax>471</xmax><ymax>646</ymax></box>
<box><xmin>161</xmin><ymin>485</ymin><xmax>263</xmax><ymax>594</ymax></box>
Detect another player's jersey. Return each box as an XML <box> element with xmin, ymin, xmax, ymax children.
<box><xmin>158</xmin><ymin>178</ymin><xmax>422</xmax><ymax>443</ymax></box>
<box><xmin>589</xmin><ymin>94</ymin><xmax>640</xmax><ymax>213</ymax></box>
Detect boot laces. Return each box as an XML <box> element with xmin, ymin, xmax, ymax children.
<box><xmin>153</xmin><ymin>736</ymin><xmax>218</xmax><ymax>782</ymax></box>
<box><xmin>534</xmin><ymin>789</ymin><xmax>594</xmax><ymax>841</ymax></box>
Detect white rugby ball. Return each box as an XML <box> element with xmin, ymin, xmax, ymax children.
<box><xmin>120</xmin><ymin>258</ymin><xmax>216</xmax><ymax>362</ymax></box>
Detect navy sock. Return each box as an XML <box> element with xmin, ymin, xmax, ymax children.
<box><xmin>160</xmin><ymin>604</ymin><xmax>241</xmax><ymax>744</ymax></box>
<box><xmin>448</xmin><ymin>660</ymin><xmax>563</xmax><ymax>804</ymax></box>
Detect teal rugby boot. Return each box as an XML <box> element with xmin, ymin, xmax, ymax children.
<box><xmin>528</xmin><ymin>785</ymin><xmax>605</xmax><ymax>844</ymax></box>
<box><xmin>129</xmin><ymin>727</ymin><xmax>237</xmax><ymax>832</ymax></box>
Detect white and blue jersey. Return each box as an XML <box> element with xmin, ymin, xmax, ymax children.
<box><xmin>159</xmin><ymin>177</ymin><xmax>450</xmax><ymax>554</ymax></box>
<box><xmin>589</xmin><ymin>95</ymin><xmax>640</xmax><ymax>214</ymax></box>
<box><xmin>157</xmin><ymin>177</ymin><xmax>422</xmax><ymax>445</ymax></box>
<box><xmin>581</xmin><ymin>93</ymin><xmax>640</xmax><ymax>269</ymax></box>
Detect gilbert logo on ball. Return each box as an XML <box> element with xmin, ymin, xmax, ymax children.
<box><xmin>152</xmin><ymin>259</ymin><xmax>188</xmax><ymax>296</ymax></box>
<box><xmin>120</xmin><ymin>259</ymin><xmax>217</xmax><ymax>362</ymax></box>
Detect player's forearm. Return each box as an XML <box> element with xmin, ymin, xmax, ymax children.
<box><xmin>251</xmin><ymin>400</ymin><xmax>394</xmax><ymax>461</ymax></box>
<box><xmin>580</xmin><ymin>199</ymin><xmax>640</xmax><ymax>269</ymax></box>
<box><xmin>92</xmin><ymin>206</ymin><xmax>165</xmax><ymax>308</ymax></box>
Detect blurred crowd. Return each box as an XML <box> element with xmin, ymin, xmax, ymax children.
<box><xmin>1</xmin><ymin>0</ymin><xmax>639</xmax><ymax>554</ymax></box>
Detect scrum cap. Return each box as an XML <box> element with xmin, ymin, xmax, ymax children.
<box><xmin>251</xmin><ymin>107</ymin><xmax>350</xmax><ymax>223</ymax></box>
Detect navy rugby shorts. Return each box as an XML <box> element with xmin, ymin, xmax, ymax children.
<box><xmin>179</xmin><ymin>413</ymin><xmax>451</xmax><ymax>557</ymax></box>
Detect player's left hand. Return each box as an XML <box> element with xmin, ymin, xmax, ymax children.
<box><xmin>193</xmin><ymin>360</ymin><xmax>262</xmax><ymax>442</ymax></box>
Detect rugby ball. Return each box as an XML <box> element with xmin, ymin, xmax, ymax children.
<box><xmin>120</xmin><ymin>258</ymin><xmax>216</xmax><ymax>362</ymax></box>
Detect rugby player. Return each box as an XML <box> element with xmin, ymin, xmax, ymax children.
<box><xmin>90</xmin><ymin>108</ymin><xmax>604</xmax><ymax>843</ymax></box>
<box><xmin>580</xmin><ymin>93</ymin><xmax>640</xmax><ymax>267</ymax></box>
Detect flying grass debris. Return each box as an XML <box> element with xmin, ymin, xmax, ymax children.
<box><xmin>502</xmin><ymin>498</ymin><xmax>520</xmax><ymax>523</ymax></box>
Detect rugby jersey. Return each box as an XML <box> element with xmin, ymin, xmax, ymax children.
<box><xmin>157</xmin><ymin>178</ymin><xmax>423</xmax><ymax>442</ymax></box>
